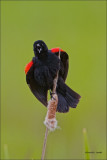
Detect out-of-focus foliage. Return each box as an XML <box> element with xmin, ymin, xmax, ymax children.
<box><xmin>1</xmin><ymin>1</ymin><xmax>106</xmax><ymax>159</ymax></box>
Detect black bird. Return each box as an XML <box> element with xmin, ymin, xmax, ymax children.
<box><xmin>25</xmin><ymin>40</ymin><xmax>81</xmax><ymax>113</ymax></box>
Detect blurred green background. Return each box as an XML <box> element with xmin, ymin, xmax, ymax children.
<box><xmin>1</xmin><ymin>1</ymin><xmax>106</xmax><ymax>159</ymax></box>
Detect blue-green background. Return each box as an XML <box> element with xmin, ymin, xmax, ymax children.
<box><xmin>1</xmin><ymin>1</ymin><xmax>106</xmax><ymax>159</ymax></box>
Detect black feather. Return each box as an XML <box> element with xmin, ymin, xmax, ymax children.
<box><xmin>28</xmin><ymin>79</ymin><xmax>48</xmax><ymax>106</ymax></box>
<box><xmin>52</xmin><ymin>50</ymin><xmax>69</xmax><ymax>82</ymax></box>
<box><xmin>56</xmin><ymin>78</ymin><xmax>81</xmax><ymax>112</ymax></box>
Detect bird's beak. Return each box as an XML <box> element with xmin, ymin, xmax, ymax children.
<box><xmin>38</xmin><ymin>48</ymin><xmax>42</xmax><ymax>53</ymax></box>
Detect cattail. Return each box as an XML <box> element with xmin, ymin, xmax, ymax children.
<box><xmin>41</xmin><ymin>48</ymin><xmax>61</xmax><ymax>160</ymax></box>
<box><xmin>44</xmin><ymin>93</ymin><xmax>58</xmax><ymax>131</ymax></box>
<box><xmin>44</xmin><ymin>48</ymin><xmax>60</xmax><ymax>131</ymax></box>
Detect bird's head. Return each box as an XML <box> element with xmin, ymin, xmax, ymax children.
<box><xmin>33</xmin><ymin>40</ymin><xmax>48</xmax><ymax>59</ymax></box>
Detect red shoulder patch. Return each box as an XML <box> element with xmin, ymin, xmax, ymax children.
<box><xmin>51</xmin><ymin>48</ymin><xmax>64</xmax><ymax>53</ymax></box>
<box><xmin>25</xmin><ymin>60</ymin><xmax>33</xmax><ymax>75</ymax></box>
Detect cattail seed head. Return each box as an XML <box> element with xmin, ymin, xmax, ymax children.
<box><xmin>44</xmin><ymin>94</ymin><xmax>58</xmax><ymax>131</ymax></box>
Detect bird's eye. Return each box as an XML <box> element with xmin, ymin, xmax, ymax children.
<box><xmin>36</xmin><ymin>44</ymin><xmax>42</xmax><ymax>50</ymax></box>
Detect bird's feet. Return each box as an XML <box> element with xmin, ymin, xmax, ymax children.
<box><xmin>50</xmin><ymin>90</ymin><xmax>56</xmax><ymax>100</ymax></box>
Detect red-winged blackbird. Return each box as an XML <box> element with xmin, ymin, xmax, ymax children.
<box><xmin>25</xmin><ymin>40</ymin><xmax>81</xmax><ymax>113</ymax></box>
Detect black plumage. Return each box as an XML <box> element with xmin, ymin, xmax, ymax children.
<box><xmin>25</xmin><ymin>40</ymin><xmax>81</xmax><ymax>113</ymax></box>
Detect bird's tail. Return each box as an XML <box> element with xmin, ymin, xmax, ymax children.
<box><xmin>56</xmin><ymin>78</ymin><xmax>81</xmax><ymax>113</ymax></box>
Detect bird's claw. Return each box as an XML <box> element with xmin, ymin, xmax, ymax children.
<box><xmin>50</xmin><ymin>90</ymin><xmax>56</xmax><ymax>100</ymax></box>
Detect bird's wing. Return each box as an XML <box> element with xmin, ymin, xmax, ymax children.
<box><xmin>28</xmin><ymin>79</ymin><xmax>48</xmax><ymax>106</ymax></box>
<box><xmin>51</xmin><ymin>48</ymin><xmax>69</xmax><ymax>81</ymax></box>
<box><xmin>25</xmin><ymin>60</ymin><xmax>48</xmax><ymax>106</ymax></box>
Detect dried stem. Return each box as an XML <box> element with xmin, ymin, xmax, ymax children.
<box><xmin>41</xmin><ymin>48</ymin><xmax>61</xmax><ymax>160</ymax></box>
<box><xmin>41</xmin><ymin>127</ymin><xmax>48</xmax><ymax>160</ymax></box>
<box><xmin>53</xmin><ymin>49</ymin><xmax>60</xmax><ymax>92</ymax></box>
